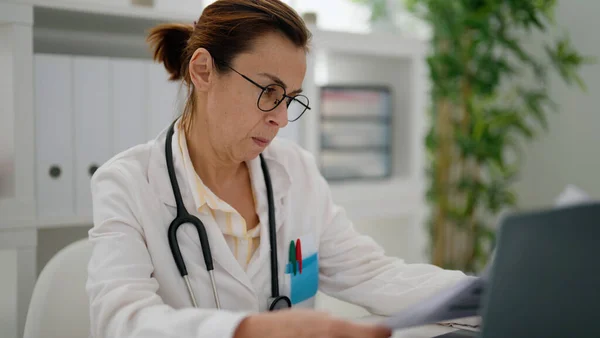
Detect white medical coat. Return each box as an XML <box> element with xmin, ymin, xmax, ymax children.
<box><xmin>86</xmin><ymin>123</ymin><xmax>467</xmax><ymax>338</ymax></box>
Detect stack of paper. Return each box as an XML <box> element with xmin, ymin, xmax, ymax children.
<box><xmin>380</xmin><ymin>276</ymin><xmax>483</xmax><ymax>331</ymax></box>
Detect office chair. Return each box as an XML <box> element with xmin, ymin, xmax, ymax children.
<box><xmin>21</xmin><ymin>237</ymin><xmax>370</xmax><ymax>338</ymax></box>
<box><xmin>23</xmin><ymin>238</ymin><xmax>92</xmax><ymax>338</ymax></box>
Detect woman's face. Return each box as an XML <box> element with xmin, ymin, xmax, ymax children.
<box><xmin>191</xmin><ymin>31</ymin><xmax>307</xmax><ymax>163</ymax></box>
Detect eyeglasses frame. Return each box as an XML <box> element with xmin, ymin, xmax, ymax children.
<box><xmin>222</xmin><ymin>63</ymin><xmax>311</xmax><ymax>122</ymax></box>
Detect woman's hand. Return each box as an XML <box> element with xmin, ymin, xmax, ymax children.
<box><xmin>233</xmin><ymin>309</ymin><xmax>392</xmax><ymax>338</ymax></box>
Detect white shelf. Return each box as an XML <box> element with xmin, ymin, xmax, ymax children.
<box><xmin>23</xmin><ymin>0</ymin><xmax>197</xmax><ymax>58</ymax></box>
<box><xmin>34</xmin><ymin>26</ymin><xmax>151</xmax><ymax>58</ymax></box>
<box><xmin>310</xmin><ymin>25</ymin><xmax>427</xmax><ymax>59</ymax></box>
<box><xmin>0</xmin><ymin>0</ymin><xmax>429</xmax><ymax>229</ymax></box>
<box><xmin>20</xmin><ymin>0</ymin><xmax>196</xmax><ymax>22</ymax></box>
<box><xmin>0</xmin><ymin>4</ymin><xmax>430</xmax><ymax>336</ymax></box>
<box><xmin>2</xmin><ymin>1</ymin><xmax>428</xmax><ymax>56</ymax></box>
<box><xmin>0</xmin><ymin>1</ymin><xmax>430</xmax><ymax>61</ymax></box>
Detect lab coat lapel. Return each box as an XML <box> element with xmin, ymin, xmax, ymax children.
<box><xmin>248</xmin><ymin>153</ymin><xmax>291</xmax><ymax>232</ymax></box>
<box><xmin>148</xmin><ymin>127</ymin><xmax>256</xmax><ymax>297</ymax></box>
<box><xmin>245</xmin><ymin>153</ymin><xmax>291</xmax><ymax>280</ymax></box>
<box><xmin>148</xmin><ymin>127</ymin><xmax>190</xmax><ymax>208</ymax></box>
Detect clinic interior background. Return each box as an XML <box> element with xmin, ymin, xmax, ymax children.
<box><xmin>1</xmin><ymin>0</ymin><xmax>599</xmax><ymax>336</ymax></box>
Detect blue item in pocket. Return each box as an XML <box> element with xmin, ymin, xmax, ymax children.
<box><xmin>285</xmin><ymin>253</ymin><xmax>319</xmax><ymax>304</ymax></box>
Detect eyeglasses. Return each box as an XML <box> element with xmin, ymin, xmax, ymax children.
<box><xmin>223</xmin><ymin>64</ymin><xmax>311</xmax><ymax>122</ymax></box>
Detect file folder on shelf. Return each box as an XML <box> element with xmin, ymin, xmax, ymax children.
<box><xmin>319</xmin><ymin>86</ymin><xmax>393</xmax><ymax>181</ymax></box>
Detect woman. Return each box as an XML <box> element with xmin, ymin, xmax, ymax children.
<box><xmin>86</xmin><ymin>0</ymin><xmax>468</xmax><ymax>337</ymax></box>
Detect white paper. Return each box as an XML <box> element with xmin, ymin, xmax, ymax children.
<box><xmin>437</xmin><ymin>318</ymin><xmax>482</xmax><ymax>332</ymax></box>
<box><xmin>554</xmin><ymin>184</ymin><xmax>593</xmax><ymax>207</ymax></box>
<box><xmin>380</xmin><ymin>276</ymin><xmax>484</xmax><ymax>331</ymax></box>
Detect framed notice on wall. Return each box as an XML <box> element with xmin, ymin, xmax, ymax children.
<box><xmin>318</xmin><ymin>85</ymin><xmax>393</xmax><ymax>181</ymax></box>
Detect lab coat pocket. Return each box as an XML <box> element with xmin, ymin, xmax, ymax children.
<box><xmin>285</xmin><ymin>253</ymin><xmax>319</xmax><ymax>305</ymax></box>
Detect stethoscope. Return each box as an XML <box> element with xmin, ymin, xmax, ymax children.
<box><xmin>165</xmin><ymin>120</ymin><xmax>292</xmax><ymax>311</ymax></box>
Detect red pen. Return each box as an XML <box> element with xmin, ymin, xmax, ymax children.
<box><xmin>296</xmin><ymin>239</ymin><xmax>302</xmax><ymax>274</ymax></box>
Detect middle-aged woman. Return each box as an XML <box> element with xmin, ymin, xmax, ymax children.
<box><xmin>86</xmin><ymin>1</ymin><xmax>469</xmax><ymax>337</ymax></box>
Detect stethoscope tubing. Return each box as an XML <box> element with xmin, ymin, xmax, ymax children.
<box><xmin>164</xmin><ymin>119</ymin><xmax>288</xmax><ymax>310</ymax></box>
<box><xmin>165</xmin><ymin>122</ymin><xmax>220</xmax><ymax>308</ymax></box>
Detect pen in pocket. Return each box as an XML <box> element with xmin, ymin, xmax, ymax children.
<box><xmin>289</xmin><ymin>240</ymin><xmax>296</xmax><ymax>275</ymax></box>
<box><xmin>296</xmin><ymin>239</ymin><xmax>302</xmax><ymax>274</ymax></box>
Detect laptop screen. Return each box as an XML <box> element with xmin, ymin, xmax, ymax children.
<box><xmin>479</xmin><ymin>202</ymin><xmax>600</xmax><ymax>338</ymax></box>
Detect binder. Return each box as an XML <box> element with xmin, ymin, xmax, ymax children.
<box><xmin>111</xmin><ymin>58</ymin><xmax>147</xmax><ymax>153</ymax></box>
<box><xmin>73</xmin><ymin>56</ymin><xmax>112</xmax><ymax>217</ymax></box>
<box><xmin>147</xmin><ymin>62</ymin><xmax>181</xmax><ymax>139</ymax></box>
<box><xmin>318</xmin><ymin>86</ymin><xmax>393</xmax><ymax>181</ymax></box>
<box><xmin>34</xmin><ymin>54</ymin><xmax>76</xmax><ymax>219</ymax></box>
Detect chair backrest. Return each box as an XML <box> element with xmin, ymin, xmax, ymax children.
<box><xmin>24</xmin><ymin>238</ymin><xmax>92</xmax><ymax>338</ymax></box>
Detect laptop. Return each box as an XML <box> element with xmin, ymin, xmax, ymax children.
<box><xmin>435</xmin><ymin>201</ymin><xmax>600</xmax><ymax>338</ymax></box>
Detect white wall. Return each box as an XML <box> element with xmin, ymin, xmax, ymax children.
<box><xmin>513</xmin><ymin>0</ymin><xmax>600</xmax><ymax>208</ymax></box>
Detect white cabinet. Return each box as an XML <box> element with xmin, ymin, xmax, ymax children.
<box><xmin>73</xmin><ymin>56</ymin><xmax>112</xmax><ymax>217</ymax></box>
<box><xmin>34</xmin><ymin>54</ymin><xmax>76</xmax><ymax>219</ymax></box>
<box><xmin>28</xmin><ymin>11</ymin><xmax>428</xmax><ymax>227</ymax></box>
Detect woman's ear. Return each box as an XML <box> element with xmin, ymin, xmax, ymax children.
<box><xmin>189</xmin><ymin>48</ymin><xmax>214</xmax><ymax>92</ymax></box>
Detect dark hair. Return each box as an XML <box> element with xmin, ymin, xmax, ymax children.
<box><xmin>146</xmin><ymin>0</ymin><xmax>312</xmax><ymax>133</ymax></box>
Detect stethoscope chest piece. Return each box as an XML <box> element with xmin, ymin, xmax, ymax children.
<box><xmin>269</xmin><ymin>296</ymin><xmax>292</xmax><ymax>311</ymax></box>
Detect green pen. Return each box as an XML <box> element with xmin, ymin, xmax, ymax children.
<box><xmin>289</xmin><ymin>240</ymin><xmax>296</xmax><ymax>275</ymax></box>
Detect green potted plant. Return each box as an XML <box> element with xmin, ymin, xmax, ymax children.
<box><xmin>352</xmin><ymin>0</ymin><xmax>593</xmax><ymax>273</ymax></box>
<box><xmin>350</xmin><ymin>0</ymin><xmax>402</xmax><ymax>31</ymax></box>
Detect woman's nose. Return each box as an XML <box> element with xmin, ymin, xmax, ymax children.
<box><xmin>267</xmin><ymin>102</ymin><xmax>289</xmax><ymax>128</ymax></box>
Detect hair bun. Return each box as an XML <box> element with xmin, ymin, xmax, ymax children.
<box><xmin>147</xmin><ymin>23</ymin><xmax>194</xmax><ymax>81</ymax></box>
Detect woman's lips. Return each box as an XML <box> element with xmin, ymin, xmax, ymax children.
<box><xmin>252</xmin><ymin>137</ymin><xmax>269</xmax><ymax>147</ymax></box>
